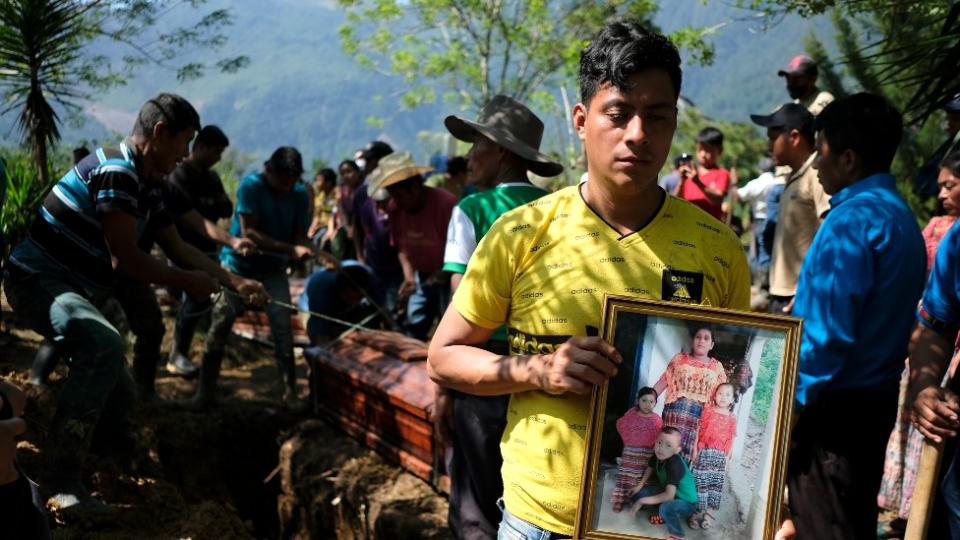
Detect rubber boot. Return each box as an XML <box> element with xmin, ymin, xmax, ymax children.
<box><xmin>131</xmin><ymin>348</ymin><xmax>161</xmax><ymax>404</ymax></box>
<box><xmin>185</xmin><ymin>350</ymin><xmax>223</xmax><ymax>411</ymax></box>
<box><xmin>278</xmin><ymin>355</ymin><xmax>305</xmax><ymax>412</ymax></box>
<box><xmin>29</xmin><ymin>340</ymin><xmax>61</xmax><ymax>388</ymax></box>
<box><xmin>43</xmin><ymin>415</ymin><xmax>118</xmax><ymax>524</ymax></box>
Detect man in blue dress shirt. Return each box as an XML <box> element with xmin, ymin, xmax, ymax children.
<box><xmin>780</xmin><ymin>93</ymin><xmax>926</xmax><ymax>540</ymax></box>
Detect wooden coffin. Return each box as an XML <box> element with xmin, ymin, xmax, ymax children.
<box><xmin>303</xmin><ymin>331</ymin><xmax>440</xmax><ymax>487</ymax></box>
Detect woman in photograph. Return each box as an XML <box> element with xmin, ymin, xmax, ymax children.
<box><xmin>610</xmin><ymin>387</ymin><xmax>663</xmax><ymax>512</ymax></box>
<box><xmin>654</xmin><ymin>326</ymin><xmax>728</xmax><ymax>462</ymax></box>
<box><xmin>690</xmin><ymin>382</ymin><xmax>738</xmax><ymax>529</ymax></box>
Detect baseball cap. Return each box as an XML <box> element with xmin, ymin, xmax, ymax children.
<box><xmin>750</xmin><ymin>103</ymin><xmax>814</xmax><ymax>132</ymax></box>
<box><xmin>777</xmin><ymin>55</ymin><xmax>817</xmax><ymax>77</ymax></box>
<box><xmin>361</xmin><ymin>140</ymin><xmax>394</xmax><ymax>162</ymax></box>
<box><xmin>944</xmin><ymin>96</ymin><xmax>960</xmax><ymax>113</ymax></box>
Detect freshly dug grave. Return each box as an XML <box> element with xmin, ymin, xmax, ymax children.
<box><xmin>1</xmin><ymin>297</ymin><xmax>449</xmax><ymax>539</ymax></box>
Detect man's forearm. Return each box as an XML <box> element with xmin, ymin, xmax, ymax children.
<box><xmin>909</xmin><ymin>324</ymin><xmax>954</xmax><ymax>397</ymax></box>
<box><xmin>427</xmin><ymin>344</ymin><xmax>542</xmax><ymax>395</ymax></box>
<box><xmin>244</xmin><ymin>229</ymin><xmax>297</xmax><ymax>255</ymax></box>
<box><xmin>398</xmin><ymin>251</ymin><xmax>417</xmax><ymax>282</ymax></box>
<box><xmin>179</xmin><ymin>211</ymin><xmax>234</xmax><ymax>248</ymax></box>
<box><xmin>164</xmin><ymin>238</ymin><xmax>239</xmax><ymax>289</ymax></box>
<box><xmin>450</xmin><ymin>272</ymin><xmax>464</xmax><ymax>294</ymax></box>
<box><xmin>116</xmin><ymin>247</ymin><xmax>197</xmax><ymax>289</ymax></box>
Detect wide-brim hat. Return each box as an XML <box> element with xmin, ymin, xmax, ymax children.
<box><xmin>444</xmin><ymin>95</ymin><xmax>564</xmax><ymax>177</ymax></box>
<box><xmin>367</xmin><ymin>152</ymin><xmax>433</xmax><ymax>193</ymax></box>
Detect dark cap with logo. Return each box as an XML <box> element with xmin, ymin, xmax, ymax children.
<box><xmin>750</xmin><ymin>103</ymin><xmax>815</xmax><ymax>132</ymax></box>
<box><xmin>778</xmin><ymin>55</ymin><xmax>818</xmax><ymax>77</ymax></box>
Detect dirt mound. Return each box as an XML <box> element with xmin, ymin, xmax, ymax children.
<box><xmin>2</xmin><ymin>298</ymin><xmax>450</xmax><ymax>539</ymax></box>
<box><xmin>277</xmin><ymin>420</ymin><xmax>451</xmax><ymax>540</ymax></box>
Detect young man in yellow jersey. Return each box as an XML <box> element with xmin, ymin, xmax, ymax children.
<box><xmin>427</xmin><ymin>20</ymin><xmax>750</xmax><ymax>538</ymax></box>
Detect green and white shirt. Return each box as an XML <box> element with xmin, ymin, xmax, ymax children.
<box><xmin>443</xmin><ymin>182</ymin><xmax>549</xmax><ymax>274</ymax></box>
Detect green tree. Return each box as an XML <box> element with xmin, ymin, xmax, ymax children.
<box><xmin>741</xmin><ymin>1</ymin><xmax>959</xmax><ymax>122</ymax></box>
<box><xmin>337</xmin><ymin>0</ymin><xmax>716</xmax><ymax>111</ymax></box>
<box><xmin>746</xmin><ymin>1</ymin><xmax>957</xmax><ymax>221</ymax></box>
<box><xmin>0</xmin><ymin>0</ymin><xmax>248</xmax><ymax>184</ymax></box>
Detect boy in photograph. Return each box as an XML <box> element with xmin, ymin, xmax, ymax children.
<box><xmin>677</xmin><ymin>127</ymin><xmax>731</xmax><ymax>221</ymax></box>
<box><xmin>627</xmin><ymin>427</ymin><xmax>698</xmax><ymax>540</ymax></box>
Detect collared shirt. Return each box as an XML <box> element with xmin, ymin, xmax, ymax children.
<box><xmin>792</xmin><ymin>173</ymin><xmax>925</xmax><ymax>406</ymax></box>
<box><xmin>768</xmin><ymin>152</ymin><xmax>830</xmax><ymax>296</ymax></box>
<box><xmin>798</xmin><ymin>89</ymin><xmax>835</xmax><ymax>116</ymax></box>
<box><xmin>10</xmin><ymin>142</ymin><xmax>170</xmax><ymax>294</ymax></box>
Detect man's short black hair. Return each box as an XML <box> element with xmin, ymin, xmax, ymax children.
<box><xmin>72</xmin><ymin>147</ymin><xmax>90</xmax><ymax>165</ymax></box>
<box><xmin>339</xmin><ymin>159</ymin><xmax>360</xmax><ymax>172</ymax></box>
<box><xmin>317</xmin><ymin>168</ymin><xmax>337</xmax><ymax>184</ymax></box>
<box><xmin>194</xmin><ymin>125</ymin><xmax>229</xmax><ymax>150</ymax></box>
<box><xmin>815</xmin><ymin>92</ymin><xmax>903</xmax><ymax>175</ymax></box>
<box><xmin>696</xmin><ymin>127</ymin><xmax>724</xmax><ymax>148</ymax></box>
<box><xmin>133</xmin><ymin>93</ymin><xmax>200</xmax><ymax>138</ymax></box>
<box><xmin>447</xmin><ymin>156</ymin><xmax>468</xmax><ymax>176</ymax></box>
<box><xmin>579</xmin><ymin>20</ymin><xmax>682</xmax><ymax>105</ymax></box>
<box><xmin>264</xmin><ymin>146</ymin><xmax>304</xmax><ymax>177</ymax></box>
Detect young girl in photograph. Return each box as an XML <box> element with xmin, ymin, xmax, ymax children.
<box><xmin>690</xmin><ymin>382</ymin><xmax>738</xmax><ymax>529</ymax></box>
<box><xmin>610</xmin><ymin>387</ymin><xmax>663</xmax><ymax>513</ymax></box>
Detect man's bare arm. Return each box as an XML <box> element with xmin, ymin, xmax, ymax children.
<box><xmin>427</xmin><ymin>304</ymin><xmax>622</xmax><ymax>396</ymax></box>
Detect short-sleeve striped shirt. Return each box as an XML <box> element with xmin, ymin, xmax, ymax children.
<box><xmin>10</xmin><ymin>142</ymin><xmax>171</xmax><ymax>294</ymax></box>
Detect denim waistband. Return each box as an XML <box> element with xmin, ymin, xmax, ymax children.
<box><xmin>497</xmin><ymin>499</ymin><xmax>572</xmax><ymax>540</ymax></box>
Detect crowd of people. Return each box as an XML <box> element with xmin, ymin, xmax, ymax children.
<box><xmin>2</xmin><ymin>15</ymin><xmax>960</xmax><ymax>540</ymax></box>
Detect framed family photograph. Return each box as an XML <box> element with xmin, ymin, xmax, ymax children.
<box><xmin>574</xmin><ymin>296</ymin><xmax>802</xmax><ymax>540</ymax></box>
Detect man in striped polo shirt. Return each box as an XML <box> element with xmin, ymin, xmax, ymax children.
<box><xmin>438</xmin><ymin>95</ymin><xmax>563</xmax><ymax>540</ymax></box>
<box><xmin>3</xmin><ymin>93</ymin><xmax>267</xmax><ymax>519</ymax></box>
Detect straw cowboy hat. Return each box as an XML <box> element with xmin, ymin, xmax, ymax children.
<box><xmin>444</xmin><ymin>95</ymin><xmax>564</xmax><ymax>177</ymax></box>
<box><xmin>367</xmin><ymin>152</ymin><xmax>433</xmax><ymax>193</ymax></box>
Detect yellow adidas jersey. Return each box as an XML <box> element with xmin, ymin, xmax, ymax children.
<box><xmin>453</xmin><ymin>184</ymin><xmax>750</xmax><ymax>534</ymax></box>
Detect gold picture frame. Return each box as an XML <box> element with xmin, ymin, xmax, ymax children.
<box><xmin>574</xmin><ymin>295</ymin><xmax>802</xmax><ymax>540</ymax></box>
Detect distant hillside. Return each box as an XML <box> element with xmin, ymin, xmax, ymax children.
<box><xmin>0</xmin><ymin>0</ymin><xmax>830</xmax><ymax>168</ymax></box>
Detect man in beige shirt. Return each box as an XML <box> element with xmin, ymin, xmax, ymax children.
<box><xmin>751</xmin><ymin>103</ymin><xmax>830</xmax><ymax>313</ymax></box>
<box><xmin>778</xmin><ymin>55</ymin><xmax>834</xmax><ymax>116</ymax></box>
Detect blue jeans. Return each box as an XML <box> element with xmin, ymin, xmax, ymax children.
<box><xmin>496</xmin><ymin>502</ymin><xmax>571</xmax><ymax>540</ymax></box>
<box><xmin>205</xmin><ymin>270</ymin><xmax>296</xmax><ymax>389</ymax></box>
<box><xmin>629</xmin><ymin>486</ymin><xmax>696</xmax><ymax>537</ymax></box>
<box><xmin>405</xmin><ymin>272</ymin><xmax>449</xmax><ymax>341</ymax></box>
<box><xmin>942</xmin><ymin>443</ymin><xmax>960</xmax><ymax>538</ymax></box>
<box><xmin>752</xmin><ymin>217</ymin><xmax>771</xmax><ymax>271</ymax></box>
<box><xmin>3</xmin><ymin>265</ymin><xmax>135</xmax><ymax>489</ymax></box>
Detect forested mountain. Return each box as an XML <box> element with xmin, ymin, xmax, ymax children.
<box><xmin>0</xmin><ymin>0</ymin><xmax>828</xmax><ymax>167</ymax></box>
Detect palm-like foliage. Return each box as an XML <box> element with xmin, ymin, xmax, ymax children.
<box><xmin>0</xmin><ymin>0</ymin><xmax>90</xmax><ymax>185</ymax></box>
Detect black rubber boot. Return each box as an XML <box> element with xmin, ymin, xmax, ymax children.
<box><xmin>184</xmin><ymin>350</ymin><xmax>223</xmax><ymax>411</ymax></box>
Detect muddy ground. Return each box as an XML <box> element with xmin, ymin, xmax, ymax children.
<box><xmin>1</xmin><ymin>294</ymin><xmax>450</xmax><ymax>539</ymax></box>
